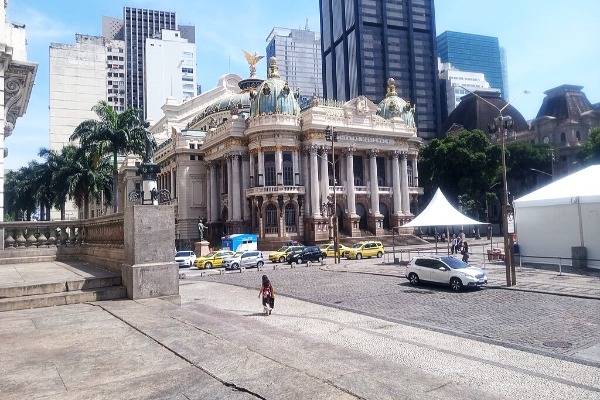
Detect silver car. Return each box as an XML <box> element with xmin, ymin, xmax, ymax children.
<box><xmin>405</xmin><ymin>256</ymin><xmax>487</xmax><ymax>291</ymax></box>
<box><xmin>174</xmin><ymin>251</ymin><xmax>196</xmax><ymax>268</ymax></box>
<box><xmin>222</xmin><ymin>251</ymin><xmax>264</xmax><ymax>270</ymax></box>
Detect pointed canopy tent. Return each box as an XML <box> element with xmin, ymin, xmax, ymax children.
<box><xmin>403</xmin><ymin>188</ymin><xmax>487</xmax><ymax>227</ymax></box>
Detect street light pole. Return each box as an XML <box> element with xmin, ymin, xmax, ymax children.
<box><xmin>459</xmin><ymin>87</ymin><xmax>529</xmax><ymax>287</ymax></box>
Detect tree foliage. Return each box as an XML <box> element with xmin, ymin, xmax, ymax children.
<box><xmin>577</xmin><ymin>127</ymin><xmax>600</xmax><ymax>166</ymax></box>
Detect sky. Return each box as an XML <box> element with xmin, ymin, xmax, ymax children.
<box><xmin>5</xmin><ymin>0</ymin><xmax>600</xmax><ymax>171</ymax></box>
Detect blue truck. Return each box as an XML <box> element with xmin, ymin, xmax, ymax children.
<box><xmin>221</xmin><ymin>234</ymin><xmax>258</xmax><ymax>252</ymax></box>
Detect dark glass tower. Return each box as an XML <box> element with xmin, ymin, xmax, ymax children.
<box><xmin>437</xmin><ymin>31</ymin><xmax>507</xmax><ymax>99</ymax></box>
<box><xmin>319</xmin><ymin>0</ymin><xmax>441</xmax><ymax>139</ymax></box>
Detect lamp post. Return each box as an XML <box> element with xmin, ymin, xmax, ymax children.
<box><xmin>459</xmin><ymin>87</ymin><xmax>529</xmax><ymax>287</ymax></box>
<box><xmin>325</xmin><ymin>126</ymin><xmax>340</xmax><ymax>264</ymax></box>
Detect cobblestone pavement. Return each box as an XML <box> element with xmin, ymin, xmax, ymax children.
<box><xmin>195</xmin><ymin>266</ymin><xmax>600</xmax><ymax>364</ymax></box>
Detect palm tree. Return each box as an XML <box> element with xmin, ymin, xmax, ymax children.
<box><xmin>70</xmin><ymin>101</ymin><xmax>155</xmax><ymax>213</ymax></box>
<box><xmin>7</xmin><ymin>163</ymin><xmax>39</xmax><ymax>220</ymax></box>
<box><xmin>38</xmin><ymin>145</ymin><xmax>80</xmax><ymax>220</ymax></box>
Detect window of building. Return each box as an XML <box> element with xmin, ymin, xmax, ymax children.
<box><xmin>576</xmin><ymin>130</ymin><xmax>581</xmax><ymax>141</ymax></box>
<box><xmin>560</xmin><ymin>132</ymin><xmax>566</xmax><ymax>143</ymax></box>
<box><xmin>264</xmin><ymin>154</ymin><xmax>276</xmax><ymax>186</ymax></box>
<box><xmin>190</xmin><ymin>155</ymin><xmax>195</xmax><ymax>160</ymax></box>
<box><xmin>265</xmin><ymin>204</ymin><xmax>278</xmax><ymax>228</ymax></box>
<box><xmin>189</xmin><ymin>144</ymin><xmax>195</xmax><ymax>149</ymax></box>
<box><xmin>285</xmin><ymin>203</ymin><xmax>296</xmax><ymax>228</ymax></box>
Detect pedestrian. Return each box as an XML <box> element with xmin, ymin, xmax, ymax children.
<box><xmin>461</xmin><ymin>241</ymin><xmax>470</xmax><ymax>263</ymax></box>
<box><xmin>258</xmin><ymin>274</ymin><xmax>275</xmax><ymax>316</ymax></box>
<box><xmin>451</xmin><ymin>234</ymin><xmax>458</xmax><ymax>254</ymax></box>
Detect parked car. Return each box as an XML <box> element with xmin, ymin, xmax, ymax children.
<box><xmin>319</xmin><ymin>243</ymin><xmax>350</xmax><ymax>257</ymax></box>
<box><xmin>344</xmin><ymin>241</ymin><xmax>384</xmax><ymax>260</ymax></box>
<box><xmin>222</xmin><ymin>251</ymin><xmax>265</xmax><ymax>270</ymax></box>
<box><xmin>194</xmin><ymin>250</ymin><xmax>235</xmax><ymax>269</ymax></box>
<box><xmin>287</xmin><ymin>246</ymin><xmax>323</xmax><ymax>264</ymax></box>
<box><xmin>405</xmin><ymin>255</ymin><xmax>488</xmax><ymax>291</ymax></box>
<box><xmin>269</xmin><ymin>245</ymin><xmax>305</xmax><ymax>263</ymax></box>
<box><xmin>174</xmin><ymin>251</ymin><xmax>196</xmax><ymax>268</ymax></box>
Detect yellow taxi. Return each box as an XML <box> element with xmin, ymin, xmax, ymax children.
<box><xmin>344</xmin><ymin>241</ymin><xmax>384</xmax><ymax>260</ymax></box>
<box><xmin>269</xmin><ymin>245</ymin><xmax>304</xmax><ymax>263</ymax></box>
<box><xmin>318</xmin><ymin>243</ymin><xmax>350</xmax><ymax>257</ymax></box>
<box><xmin>194</xmin><ymin>250</ymin><xmax>235</xmax><ymax>269</ymax></box>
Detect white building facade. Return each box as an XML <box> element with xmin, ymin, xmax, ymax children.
<box><xmin>148</xmin><ymin>58</ymin><xmax>422</xmax><ymax>250</ymax></box>
<box><xmin>0</xmin><ymin>1</ymin><xmax>37</xmax><ymax>226</ymax></box>
<box><xmin>439</xmin><ymin>61</ymin><xmax>494</xmax><ymax>117</ymax></box>
<box><xmin>145</xmin><ymin>29</ymin><xmax>197</xmax><ymax>123</ymax></box>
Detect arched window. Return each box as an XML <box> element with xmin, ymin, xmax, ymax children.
<box><xmin>265</xmin><ymin>204</ymin><xmax>278</xmax><ymax>233</ymax></box>
<box><xmin>285</xmin><ymin>203</ymin><xmax>296</xmax><ymax>232</ymax></box>
<box><xmin>560</xmin><ymin>132</ymin><xmax>566</xmax><ymax>143</ymax></box>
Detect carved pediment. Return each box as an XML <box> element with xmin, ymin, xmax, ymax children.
<box><xmin>342</xmin><ymin>96</ymin><xmax>378</xmax><ymax>117</ymax></box>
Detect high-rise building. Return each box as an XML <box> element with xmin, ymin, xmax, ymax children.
<box><xmin>266</xmin><ymin>27</ymin><xmax>322</xmax><ymax>100</ymax></box>
<box><xmin>438</xmin><ymin>61</ymin><xmax>495</xmax><ymax>122</ymax></box>
<box><xmin>145</xmin><ymin>29</ymin><xmax>197</xmax><ymax>122</ymax></box>
<box><xmin>437</xmin><ymin>31</ymin><xmax>507</xmax><ymax>100</ymax></box>
<box><xmin>319</xmin><ymin>0</ymin><xmax>441</xmax><ymax>139</ymax></box>
<box><xmin>103</xmin><ymin>7</ymin><xmax>195</xmax><ymax>118</ymax></box>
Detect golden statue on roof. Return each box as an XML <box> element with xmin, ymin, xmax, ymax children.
<box><xmin>242</xmin><ymin>50</ymin><xmax>264</xmax><ymax>78</ymax></box>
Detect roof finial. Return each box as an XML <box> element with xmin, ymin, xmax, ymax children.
<box><xmin>242</xmin><ymin>50</ymin><xmax>264</xmax><ymax>79</ymax></box>
<box><xmin>268</xmin><ymin>57</ymin><xmax>280</xmax><ymax>79</ymax></box>
<box><xmin>386</xmin><ymin>78</ymin><xmax>397</xmax><ymax>97</ymax></box>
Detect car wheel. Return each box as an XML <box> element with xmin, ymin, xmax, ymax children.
<box><xmin>257</xmin><ymin>261</ymin><xmax>264</xmax><ymax>268</ymax></box>
<box><xmin>232</xmin><ymin>263</ymin><xmax>239</xmax><ymax>270</ymax></box>
<box><xmin>296</xmin><ymin>258</ymin><xmax>302</xmax><ymax>265</ymax></box>
<box><xmin>450</xmin><ymin>278</ymin><xmax>463</xmax><ymax>292</ymax></box>
<box><xmin>408</xmin><ymin>273</ymin><xmax>420</xmax><ymax>285</ymax></box>
<box><xmin>318</xmin><ymin>256</ymin><xmax>323</xmax><ymax>262</ymax></box>
<box><xmin>377</xmin><ymin>251</ymin><xmax>383</xmax><ymax>258</ymax></box>
<box><xmin>279</xmin><ymin>256</ymin><xmax>285</xmax><ymax>263</ymax></box>
<box><xmin>356</xmin><ymin>253</ymin><xmax>363</xmax><ymax>260</ymax></box>
<box><xmin>205</xmin><ymin>262</ymin><xmax>212</xmax><ymax>269</ymax></box>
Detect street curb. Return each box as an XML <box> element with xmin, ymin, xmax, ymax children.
<box><xmin>486</xmin><ymin>285</ymin><xmax>600</xmax><ymax>301</ymax></box>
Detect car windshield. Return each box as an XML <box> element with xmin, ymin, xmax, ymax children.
<box><xmin>442</xmin><ymin>257</ymin><xmax>469</xmax><ymax>269</ymax></box>
<box><xmin>351</xmin><ymin>243</ymin><xmax>363</xmax><ymax>249</ymax></box>
<box><xmin>319</xmin><ymin>244</ymin><xmax>329</xmax><ymax>250</ymax></box>
<box><xmin>175</xmin><ymin>252</ymin><xmax>190</xmax><ymax>257</ymax></box>
<box><xmin>204</xmin><ymin>252</ymin><xmax>217</xmax><ymax>258</ymax></box>
<box><xmin>276</xmin><ymin>246</ymin><xmax>289</xmax><ymax>252</ymax></box>
<box><xmin>234</xmin><ymin>252</ymin><xmax>244</xmax><ymax>257</ymax></box>
<box><xmin>287</xmin><ymin>246</ymin><xmax>302</xmax><ymax>252</ymax></box>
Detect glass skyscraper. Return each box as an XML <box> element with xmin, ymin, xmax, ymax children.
<box><xmin>436</xmin><ymin>31</ymin><xmax>507</xmax><ymax>99</ymax></box>
<box><xmin>319</xmin><ymin>0</ymin><xmax>441</xmax><ymax>139</ymax></box>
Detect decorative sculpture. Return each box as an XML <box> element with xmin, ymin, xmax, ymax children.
<box><xmin>242</xmin><ymin>50</ymin><xmax>264</xmax><ymax>78</ymax></box>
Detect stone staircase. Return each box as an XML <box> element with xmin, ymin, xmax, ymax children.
<box><xmin>0</xmin><ymin>270</ymin><xmax>126</xmax><ymax>312</ymax></box>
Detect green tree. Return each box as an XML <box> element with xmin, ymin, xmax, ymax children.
<box><xmin>505</xmin><ymin>141</ymin><xmax>555</xmax><ymax>197</ymax></box>
<box><xmin>418</xmin><ymin>130</ymin><xmax>501</xmax><ymax>219</ymax></box>
<box><xmin>70</xmin><ymin>101</ymin><xmax>154</xmax><ymax>213</ymax></box>
<box><xmin>577</xmin><ymin>127</ymin><xmax>600</xmax><ymax>165</ymax></box>
<box><xmin>5</xmin><ymin>163</ymin><xmax>40</xmax><ymax>220</ymax></box>
<box><xmin>38</xmin><ymin>145</ymin><xmax>80</xmax><ymax>220</ymax></box>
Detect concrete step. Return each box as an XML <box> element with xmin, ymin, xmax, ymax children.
<box><xmin>0</xmin><ymin>285</ymin><xmax>126</xmax><ymax>312</ymax></box>
<box><xmin>0</xmin><ymin>276</ymin><xmax>122</xmax><ymax>299</ymax></box>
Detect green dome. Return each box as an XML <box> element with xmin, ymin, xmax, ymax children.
<box><xmin>250</xmin><ymin>57</ymin><xmax>300</xmax><ymax>117</ymax></box>
<box><xmin>376</xmin><ymin>78</ymin><xmax>407</xmax><ymax>119</ymax></box>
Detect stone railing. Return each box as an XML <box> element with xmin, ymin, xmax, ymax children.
<box><xmin>245</xmin><ymin>185</ymin><xmax>306</xmax><ymax>197</ymax></box>
<box><xmin>1</xmin><ymin>213</ymin><xmax>125</xmax><ymax>272</ymax></box>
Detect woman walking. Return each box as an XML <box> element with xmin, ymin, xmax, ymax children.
<box><xmin>258</xmin><ymin>275</ymin><xmax>275</xmax><ymax>315</ymax></box>
<box><xmin>461</xmin><ymin>241</ymin><xmax>470</xmax><ymax>263</ymax></box>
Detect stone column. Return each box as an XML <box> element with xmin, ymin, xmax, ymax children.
<box><xmin>241</xmin><ymin>154</ymin><xmax>250</xmax><ymax>220</ymax></box>
<box><xmin>210</xmin><ymin>162</ymin><xmax>219</xmax><ymax>221</ymax></box>
<box><xmin>249</xmin><ymin>152</ymin><xmax>255</xmax><ymax>187</ymax></box>
<box><xmin>320</xmin><ymin>146</ymin><xmax>329</xmax><ymax>207</ymax></box>
<box><xmin>368</xmin><ymin>149</ymin><xmax>380</xmax><ymax>215</ymax></box>
<box><xmin>170</xmin><ymin>170</ymin><xmax>175</xmax><ymax>196</ymax></box>
<box><xmin>301</xmin><ymin>148</ymin><xmax>311</xmax><ymax>215</ymax></box>
<box><xmin>205</xmin><ymin>163</ymin><xmax>212</xmax><ymax>222</ymax></box>
<box><xmin>345</xmin><ymin>148</ymin><xmax>356</xmax><ymax>215</ymax></box>
<box><xmin>227</xmin><ymin>154</ymin><xmax>233</xmax><ymax>221</ymax></box>
<box><xmin>391</xmin><ymin>151</ymin><xmax>401</xmax><ymax>215</ymax></box>
<box><xmin>231</xmin><ymin>154</ymin><xmax>241</xmax><ymax>220</ymax></box>
<box><xmin>275</xmin><ymin>145</ymin><xmax>283</xmax><ymax>185</ymax></box>
<box><xmin>309</xmin><ymin>146</ymin><xmax>320</xmax><ymax>217</ymax></box>
<box><xmin>412</xmin><ymin>156</ymin><xmax>419</xmax><ymax>187</ymax></box>
<box><xmin>400</xmin><ymin>152</ymin><xmax>410</xmax><ymax>214</ymax></box>
<box><xmin>292</xmin><ymin>150</ymin><xmax>299</xmax><ymax>185</ymax></box>
<box><xmin>258</xmin><ymin>149</ymin><xmax>265</xmax><ymax>186</ymax></box>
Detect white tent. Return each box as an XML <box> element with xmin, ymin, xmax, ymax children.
<box><xmin>403</xmin><ymin>188</ymin><xmax>487</xmax><ymax>227</ymax></box>
<box><xmin>513</xmin><ymin>165</ymin><xmax>600</xmax><ymax>269</ymax></box>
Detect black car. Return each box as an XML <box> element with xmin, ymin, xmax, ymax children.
<box><xmin>287</xmin><ymin>246</ymin><xmax>323</xmax><ymax>264</ymax></box>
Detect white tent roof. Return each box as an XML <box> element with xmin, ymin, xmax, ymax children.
<box><xmin>514</xmin><ymin>165</ymin><xmax>600</xmax><ymax>208</ymax></box>
<box><xmin>403</xmin><ymin>188</ymin><xmax>487</xmax><ymax>227</ymax></box>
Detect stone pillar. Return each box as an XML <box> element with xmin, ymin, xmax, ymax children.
<box><xmin>249</xmin><ymin>153</ymin><xmax>255</xmax><ymax>187</ymax></box>
<box><xmin>258</xmin><ymin>150</ymin><xmax>265</xmax><ymax>186</ymax></box>
<box><xmin>320</xmin><ymin>146</ymin><xmax>329</xmax><ymax>207</ymax></box>
<box><xmin>400</xmin><ymin>152</ymin><xmax>410</xmax><ymax>214</ymax></box>
<box><xmin>368</xmin><ymin>149</ymin><xmax>380</xmax><ymax>216</ymax></box>
<box><xmin>242</xmin><ymin>154</ymin><xmax>250</xmax><ymax>220</ymax></box>
<box><xmin>275</xmin><ymin>145</ymin><xmax>283</xmax><ymax>185</ymax></box>
<box><xmin>301</xmin><ymin>148</ymin><xmax>311</xmax><ymax>215</ymax></box>
<box><xmin>122</xmin><ymin>205</ymin><xmax>179</xmax><ymax>303</ymax></box>
<box><xmin>227</xmin><ymin>155</ymin><xmax>233</xmax><ymax>221</ymax></box>
<box><xmin>232</xmin><ymin>154</ymin><xmax>241</xmax><ymax>220</ymax></box>
<box><xmin>309</xmin><ymin>146</ymin><xmax>320</xmax><ymax>217</ymax></box>
<box><xmin>345</xmin><ymin>148</ymin><xmax>356</xmax><ymax>215</ymax></box>
<box><xmin>412</xmin><ymin>156</ymin><xmax>419</xmax><ymax>187</ymax></box>
<box><xmin>392</xmin><ymin>151</ymin><xmax>401</xmax><ymax>215</ymax></box>
<box><xmin>170</xmin><ymin>170</ymin><xmax>175</xmax><ymax>195</ymax></box>
<box><xmin>292</xmin><ymin>150</ymin><xmax>299</xmax><ymax>185</ymax></box>
<box><xmin>205</xmin><ymin>163</ymin><xmax>212</xmax><ymax>222</ymax></box>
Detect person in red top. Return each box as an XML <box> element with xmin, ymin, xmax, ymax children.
<box><xmin>258</xmin><ymin>274</ymin><xmax>275</xmax><ymax>315</ymax></box>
